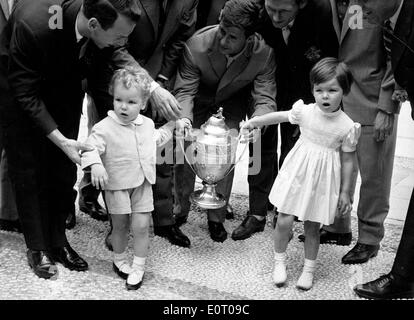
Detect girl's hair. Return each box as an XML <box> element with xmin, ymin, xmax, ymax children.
<box><xmin>108</xmin><ymin>66</ymin><xmax>152</xmax><ymax>103</ymax></box>
<box><xmin>309</xmin><ymin>57</ymin><xmax>353</xmax><ymax>95</ymax></box>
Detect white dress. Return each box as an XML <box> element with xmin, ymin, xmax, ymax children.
<box><xmin>269</xmin><ymin>100</ymin><xmax>361</xmax><ymax>225</ymax></box>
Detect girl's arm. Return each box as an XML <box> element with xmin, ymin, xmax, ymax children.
<box><xmin>243</xmin><ymin>111</ymin><xmax>290</xmax><ymax>130</ymax></box>
<box><xmin>337</xmin><ymin>151</ymin><xmax>357</xmax><ymax>215</ymax></box>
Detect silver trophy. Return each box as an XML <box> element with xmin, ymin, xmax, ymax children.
<box><xmin>180</xmin><ymin>108</ymin><xmax>247</xmax><ymax>209</ymax></box>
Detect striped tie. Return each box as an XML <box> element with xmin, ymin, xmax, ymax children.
<box><xmin>383</xmin><ymin>20</ymin><xmax>394</xmax><ymax>58</ymax></box>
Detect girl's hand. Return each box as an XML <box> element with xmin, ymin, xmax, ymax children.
<box><xmin>337</xmin><ymin>192</ymin><xmax>352</xmax><ymax>216</ymax></box>
<box><xmin>91</xmin><ymin>164</ymin><xmax>108</xmax><ymax>190</ymax></box>
<box><xmin>176</xmin><ymin>118</ymin><xmax>192</xmax><ymax>137</ymax></box>
<box><xmin>239</xmin><ymin>120</ymin><xmax>259</xmax><ymax>143</ymax></box>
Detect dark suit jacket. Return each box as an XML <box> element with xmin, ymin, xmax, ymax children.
<box><xmin>0</xmin><ymin>0</ymin><xmax>84</xmax><ymax>139</ymax></box>
<box><xmin>174</xmin><ymin>25</ymin><xmax>276</xmax><ymax>125</ymax></box>
<box><xmin>257</xmin><ymin>0</ymin><xmax>338</xmax><ymax>110</ymax></box>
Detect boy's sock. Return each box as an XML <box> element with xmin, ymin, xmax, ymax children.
<box><xmin>113</xmin><ymin>252</ymin><xmax>132</xmax><ymax>274</ymax></box>
<box><xmin>127</xmin><ymin>256</ymin><xmax>146</xmax><ymax>286</ymax></box>
<box><xmin>296</xmin><ymin>259</ymin><xmax>316</xmax><ymax>290</ymax></box>
<box><xmin>273</xmin><ymin>251</ymin><xmax>287</xmax><ymax>287</ymax></box>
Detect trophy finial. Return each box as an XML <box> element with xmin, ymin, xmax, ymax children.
<box><xmin>214</xmin><ymin>107</ymin><xmax>224</xmax><ymax>119</ymax></box>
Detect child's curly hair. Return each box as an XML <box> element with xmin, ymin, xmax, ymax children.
<box><xmin>108</xmin><ymin>66</ymin><xmax>152</xmax><ymax>103</ymax></box>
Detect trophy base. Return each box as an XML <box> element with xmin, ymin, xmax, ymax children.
<box><xmin>190</xmin><ymin>184</ymin><xmax>226</xmax><ymax>209</ymax></box>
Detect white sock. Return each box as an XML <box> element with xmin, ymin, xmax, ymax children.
<box><xmin>296</xmin><ymin>259</ymin><xmax>316</xmax><ymax>290</ymax></box>
<box><xmin>273</xmin><ymin>251</ymin><xmax>287</xmax><ymax>286</ymax></box>
<box><xmin>113</xmin><ymin>252</ymin><xmax>132</xmax><ymax>274</ymax></box>
<box><xmin>132</xmin><ymin>256</ymin><xmax>146</xmax><ymax>272</ymax></box>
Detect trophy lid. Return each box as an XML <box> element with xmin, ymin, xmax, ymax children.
<box><xmin>202</xmin><ymin>108</ymin><xmax>229</xmax><ymax>138</ymax></box>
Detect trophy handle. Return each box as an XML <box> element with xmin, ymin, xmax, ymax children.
<box><xmin>219</xmin><ymin>131</ymin><xmax>250</xmax><ymax>180</ymax></box>
<box><xmin>177</xmin><ymin>130</ymin><xmax>199</xmax><ymax>177</ymax></box>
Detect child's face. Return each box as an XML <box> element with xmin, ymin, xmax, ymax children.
<box><xmin>113</xmin><ymin>82</ymin><xmax>145</xmax><ymax>124</ymax></box>
<box><xmin>313</xmin><ymin>78</ymin><xmax>343</xmax><ymax>114</ymax></box>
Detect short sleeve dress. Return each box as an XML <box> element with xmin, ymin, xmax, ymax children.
<box><xmin>268</xmin><ymin>100</ymin><xmax>361</xmax><ymax>225</ymax></box>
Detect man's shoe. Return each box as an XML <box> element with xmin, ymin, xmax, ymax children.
<box><xmin>105</xmin><ymin>232</ymin><xmax>113</xmax><ymax>251</ymax></box>
<box><xmin>79</xmin><ymin>200</ymin><xmax>108</xmax><ymax>221</ymax></box>
<box><xmin>175</xmin><ymin>215</ymin><xmax>188</xmax><ymax>228</ymax></box>
<box><xmin>51</xmin><ymin>245</ymin><xmax>88</xmax><ymax>271</ymax></box>
<box><xmin>354</xmin><ymin>273</ymin><xmax>414</xmax><ymax>300</ymax></box>
<box><xmin>27</xmin><ymin>249</ymin><xmax>58</xmax><ymax>280</ymax></box>
<box><xmin>342</xmin><ymin>242</ymin><xmax>379</xmax><ymax>264</ymax></box>
<box><xmin>208</xmin><ymin>221</ymin><xmax>227</xmax><ymax>242</ymax></box>
<box><xmin>65</xmin><ymin>212</ymin><xmax>76</xmax><ymax>230</ymax></box>
<box><xmin>154</xmin><ymin>225</ymin><xmax>191</xmax><ymax>248</ymax></box>
<box><xmin>0</xmin><ymin>219</ymin><xmax>22</xmax><ymax>233</ymax></box>
<box><xmin>298</xmin><ymin>229</ymin><xmax>352</xmax><ymax>246</ymax></box>
<box><xmin>226</xmin><ymin>204</ymin><xmax>234</xmax><ymax>220</ymax></box>
<box><xmin>231</xmin><ymin>216</ymin><xmax>265</xmax><ymax>241</ymax></box>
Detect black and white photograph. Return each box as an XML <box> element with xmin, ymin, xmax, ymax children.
<box><xmin>0</xmin><ymin>0</ymin><xmax>414</xmax><ymax>311</ymax></box>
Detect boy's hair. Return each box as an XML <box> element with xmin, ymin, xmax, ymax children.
<box><xmin>83</xmin><ymin>0</ymin><xmax>141</xmax><ymax>30</ymax></box>
<box><xmin>220</xmin><ymin>0</ymin><xmax>264</xmax><ymax>36</ymax></box>
<box><xmin>109</xmin><ymin>66</ymin><xmax>152</xmax><ymax>103</ymax></box>
<box><xmin>309</xmin><ymin>57</ymin><xmax>353</xmax><ymax>95</ymax></box>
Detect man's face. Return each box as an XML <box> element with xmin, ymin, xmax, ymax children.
<box><xmin>264</xmin><ymin>0</ymin><xmax>305</xmax><ymax>29</ymax></box>
<box><xmin>88</xmin><ymin>14</ymin><xmax>135</xmax><ymax>49</ymax></box>
<box><xmin>217</xmin><ymin>22</ymin><xmax>247</xmax><ymax>56</ymax></box>
<box><xmin>359</xmin><ymin>0</ymin><xmax>402</xmax><ymax>23</ymax></box>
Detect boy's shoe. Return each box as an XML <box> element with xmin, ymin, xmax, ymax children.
<box><xmin>113</xmin><ymin>262</ymin><xmax>131</xmax><ymax>280</ymax></box>
<box><xmin>126</xmin><ymin>269</ymin><xmax>144</xmax><ymax>290</ymax></box>
<box><xmin>296</xmin><ymin>271</ymin><xmax>314</xmax><ymax>291</ymax></box>
<box><xmin>273</xmin><ymin>263</ymin><xmax>287</xmax><ymax>287</ymax></box>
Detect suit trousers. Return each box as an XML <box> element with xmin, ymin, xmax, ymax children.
<box><xmin>3</xmin><ymin>120</ymin><xmax>77</xmax><ymax>250</ymax></box>
<box><xmin>391</xmin><ymin>187</ymin><xmax>414</xmax><ymax>283</ymax></box>
<box><xmin>324</xmin><ymin>120</ymin><xmax>398</xmax><ymax>244</ymax></box>
<box><xmin>0</xmin><ymin>149</ymin><xmax>18</xmax><ymax>220</ymax></box>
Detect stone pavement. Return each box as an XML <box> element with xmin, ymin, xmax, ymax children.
<box><xmin>0</xmin><ymin>102</ymin><xmax>413</xmax><ymax>301</ymax></box>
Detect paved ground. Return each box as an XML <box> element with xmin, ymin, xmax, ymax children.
<box><xmin>0</xmin><ymin>102</ymin><xmax>412</xmax><ymax>301</ymax></box>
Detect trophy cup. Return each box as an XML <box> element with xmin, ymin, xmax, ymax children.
<box><xmin>180</xmin><ymin>108</ymin><xmax>247</xmax><ymax>209</ymax></box>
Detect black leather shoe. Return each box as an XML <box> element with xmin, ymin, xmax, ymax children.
<box><xmin>51</xmin><ymin>245</ymin><xmax>88</xmax><ymax>271</ymax></box>
<box><xmin>105</xmin><ymin>232</ymin><xmax>113</xmax><ymax>251</ymax></box>
<box><xmin>27</xmin><ymin>249</ymin><xmax>57</xmax><ymax>279</ymax></box>
<box><xmin>0</xmin><ymin>219</ymin><xmax>22</xmax><ymax>233</ymax></box>
<box><xmin>154</xmin><ymin>225</ymin><xmax>191</xmax><ymax>248</ymax></box>
<box><xmin>79</xmin><ymin>200</ymin><xmax>108</xmax><ymax>221</ymax></box>
<box><xmin>298</xmin><ymin>229</ymin><xmax>352</xmax><ymax>246</ymax></box>
<box><xmin>208</xmin><ymin>221</ymin><xmax>227</xmax><ymax>242</ymax></box>
<box><xmin>65</xmin><ymin>212</ymin><xmax>76</xmax><ymax>230</ymax></box>
<box><xmin>354</xmin><ymin>273</ymin><xmax>414</xmax><ymax>300</ymax></box>
<box><xmin>342</xmin><ymin>242</ymin><xmax>379</xmax><ymax>264</ymax></box>
<box><xmin>226</xmin><ymin>204</ymin><xmax>234</xmax><ymax>220</ymax></box>
<box><xmin>231</xmin><ymin>216</ymin><xmax>265</xmax><ymax>240</ymax></box>
<box><xmin>175</xmin><ymin>215</ymin><xmax>188</xmax><ymax>228</ymax></box>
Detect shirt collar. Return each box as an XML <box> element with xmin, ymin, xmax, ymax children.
<box><xmin>282</xmin><ymin>18</ymin><xmax>295</xmax><ymax>31</ymax></box>
<box><xmin>225</xmin><ymin>42</ymin><xmax>248</xmax><ymax>66</ymax></box>
<box><xmin>75</xmin><ymin>14</ymin><xmax>83</xmax><ymax>42</ymax></box>
<box><xmin>108</xmin><ymin>110</ymin><xmax>144</xmax><ymax>126</ymax></box>
<box><xmin>389</xmin><ymin>0</ymin><xmax>404</xmax><ymax>30</ymax></box>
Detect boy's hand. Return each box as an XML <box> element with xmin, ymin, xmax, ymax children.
<box><xmin>91</xmin><ymin>164</ymin><xmax>108</xmax><ymax>190</ymax></box>
<box><xmin>337</xmin><ymin>192</ymin><xmax>352</xmax><ymax>217</ymax></box>
<box><xmin>176</xmin><ymin>118</ymin><xmax>192</xmax><ymax>137</ymax></box>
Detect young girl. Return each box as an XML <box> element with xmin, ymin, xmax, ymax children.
<box><xmin>81</xmin><ymin>67</ymin><xmax>174</xmax><ymax>290</ymax></box>
<box><xmin>240</xmin><ymin>57</ymin><xmax>360</xmax><ymax>290</ymax></box>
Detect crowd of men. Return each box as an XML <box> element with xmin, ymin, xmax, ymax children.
<box><xmin>0</xmin><ymin>0</ymin><xmax>413</xmax><ymax>299</ymax></box>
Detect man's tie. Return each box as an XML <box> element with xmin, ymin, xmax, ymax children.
<box><xmin>282</xmin><ymin>24</ymin><xmax>291</xmax><ymax>45</ymax></box>
<box><xmin>383</xmin><ymin>20</ymin><xmax>394</xmax><ymax>58</ymax></box>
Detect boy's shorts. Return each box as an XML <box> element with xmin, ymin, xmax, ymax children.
<box><xmin>104</xmin><ymin>180</ymin><xmax>154</xmax><ymax>214</ymax></box>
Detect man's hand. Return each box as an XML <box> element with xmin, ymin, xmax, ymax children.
<box><xmin>149</xmin><ymin>86</ymin><xmax>182</xmax><ymax>121</ymax></box>
<box><xmin>91</xmin><ymin>164</ymin><xmax>108</xmax><ymax>190</ymax></box>
<box><xmin>337</xmin><ymin>192</ymin><xmax>352</xmax><ymax>217</ymax></box>
<box><xmin>374</xmin><ymin>110</ymin><xmax>394</xmax><ymax>142</ymax></box>
<box><xmin>59</xmin><ymin>139</ymin><xmax>93</xmax><ymax>165</ymax></box>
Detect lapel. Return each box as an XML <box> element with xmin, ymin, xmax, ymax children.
<box><xmin>340</xmin><ymin>1</ymin><xmax>354</xmax><ymax>44</ymax></box>
<box><xmin>139</xmin><ymin>0</ymin><xmax>159</xmax><ymax>39</ymax></box>
<box><xmin>393</xmin><ymin>0</ymin><xmax>414</xmax><ymax>67</ymax></box>
<box><xmin>207</xmin><ymin>31</ymin><xmax>227</xmax><ymax>80</ymax></box>
<box><xmin>157</xmin><ymin>0</ymin><xmax>183</xmax><ymax>45</ymax></box>
<box><xmin>329</xmin><ymin>0</ymin><xmax>341</xmax><ymax>41</ymax></box>
<box><xmin>216</xmin><ymin>37</ymin><xmax>253</xmax><ymax>94</ymax></box>
<box><xmin>0</xmin><ymin>0</ymin><xmax>9</xmax><ymax>20</ymax></box>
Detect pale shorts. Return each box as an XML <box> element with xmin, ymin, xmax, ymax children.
<box><xmin>104</xmin><ymin>180</ymin><xmax>154</xmax><ymax>214</ymax></box>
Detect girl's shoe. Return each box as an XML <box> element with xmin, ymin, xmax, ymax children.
<box><xmin>126</xmin><ymin>269</ymin><xmax>144</xmax><ymax>290</ymax></box>
<box><xmin>273</xmin><ymin>263</ymin><xmax>287</xmax><ymax>287</ymax></box>
<box><xmin>113</xmin><ymin>262</ymin><xmax>132</xmax><ymax>280</ymax></box>
<box><xmin>296</xmin><ymin>271</ymin><xmax>314</xmax><ymax>290</ymax></box>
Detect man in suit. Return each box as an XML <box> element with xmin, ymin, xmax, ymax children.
<box><xmin>174</xmin><ymin>0</ymin><xmax>277</xmax><ymax>242</ymax></box>
<box><xmin>313</xmin><ymin>0</ymin><xmax>401</xmax><ymax>264</ymax></box>
<box><xmin>0</xmin><ymin>0</ymin><xmax>143</xmax><ymax>279</ymax></box>
<box><xmin>84</xmin><ymin>0</ymin><xmax>198</xmax><ymax>248</ymax></box>
<box><xmin>231</xmin><ymin>0</ymin><xmax>339</xmax><ymax>240</ymax></box>
<box><xmin>196</xmin><ymin>0</ymin><xmax>227</xmax><ymax>29</ymax></box>
<box><xmin>0</xmin><ymin>0</ymin><xmax>20</xmax><ymax>233</ymax></box>
<box><xmin>354</xmin><ymin>0</ymin><xmax>414</xmax><ymax>299</ymax></box>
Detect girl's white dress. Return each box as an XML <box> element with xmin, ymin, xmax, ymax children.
<box><xmin>269</xmin><ymin>100</ymin><xmax>361</xmax><ymax>225</ymax></box>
